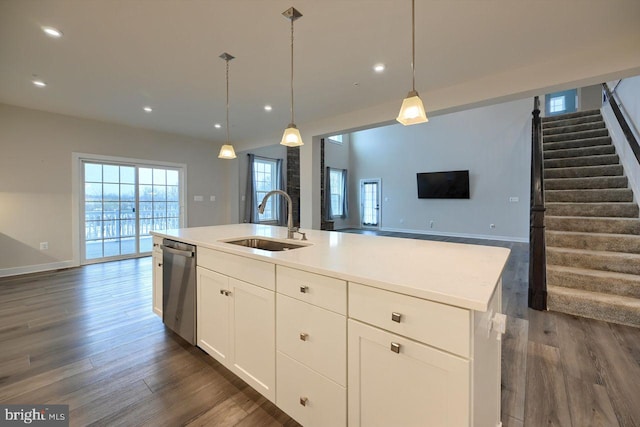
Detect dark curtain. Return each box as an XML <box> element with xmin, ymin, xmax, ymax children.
<box><xmin>244</xmin><ymin>154</ymin><xmax>258</xmax><ymax>223</ymax></box>
<box><xmin>276</xmin><ymin>158</ymin><xmax>286</xmax><ymax>226</ymax></box>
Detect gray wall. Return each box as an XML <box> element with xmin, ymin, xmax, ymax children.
<box><xmin>349</xmin><ymin>98</ymin><xmax>532</xmax><ymax>241</ymax></box>
<box><xmin>579</xmin><ymin>84</ymin><xmax>603</xmax><ymax>111</ymax></box>
<box><xmin>0</xmin><ymin>103</ymin><xmax>231</xmax><ymax>275</ymax></box>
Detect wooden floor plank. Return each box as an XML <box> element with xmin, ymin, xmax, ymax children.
<box><xmin>523</xmin><ymin>341</ymin><xmax>572</xmax><ymax>427</ymax></box>
<box><xmin>564</xmin><ymin>376</ymin><xmax>620</xmax><ymax>427</ymax></box>
<box><xmin>501</xmin><ymin>316</ymin><xmax>528</xmax><ymax>423</ymax></box>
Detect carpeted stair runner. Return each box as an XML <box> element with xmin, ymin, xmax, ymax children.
<box><xmin>542</xmin><ymin>109</ymin><xmax>640</xmax><ymax>327</ymax></box>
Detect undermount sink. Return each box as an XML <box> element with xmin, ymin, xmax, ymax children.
<box><xmin>223</xmin><ymin>237</ymin><xmax>308</xmax><ymax>252</ymax></box>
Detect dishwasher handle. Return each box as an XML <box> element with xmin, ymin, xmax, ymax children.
<box><xmin>161</xmin><ymin>245</ymin><xmax>195</xmax><ymax>258</ymax></box>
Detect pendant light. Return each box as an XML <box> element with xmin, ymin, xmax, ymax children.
<box><xmin>218</xmin><ymin>52</ymin><xmax>237</xmax><ymax>159</ymax></box>
<box><xmin>396</xmin><ymin>0</ymin><xmax>428</xmax><ymax>126</ymax></box>
<box><xmin>280</xmin><ymin>7</ymin><xmax>304</xmax><ymax>147</ymax></box>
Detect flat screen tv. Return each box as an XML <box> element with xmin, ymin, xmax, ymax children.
<box><xmin>417</xmin><ymin>170</ymin><xmax>470</xmax><ymax>199</ymax></box>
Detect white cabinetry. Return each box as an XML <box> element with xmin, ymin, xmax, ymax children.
<box><xmin>275</xmin><ymin>266</ymin><xmax>347</xmax><ymax>427</ymax></box>
<box><xmin>348</xmin><ymin>281</ymin><xmax>503</xmax><ymax>427</ymax></box>
<box><xmin>151</xmin><ymin>236</ymin><xmax>163</xmax><ymax>317</ymax></box>
<box><xmin>197</xmin><ymin>247</ymin><xmax>276</xmax><ymax>402</ymax></box>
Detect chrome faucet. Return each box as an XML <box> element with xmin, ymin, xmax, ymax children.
<box><xmin>258</xmin><ymin>190</ymin><xmax>306</xmax><ymax>240</ymax></box>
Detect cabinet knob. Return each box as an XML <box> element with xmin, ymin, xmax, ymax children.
<box><xmin>390</xmin><ymin>342</ymin><xmax>401</xmax><ymax>353</ymax></box>
<box><xmin>300</xmin><ymin>285</ymin><xmax>309</xmax><ymax>293</ymax></box>
<box><xmin>299</xmin><ymin>332</ymin><xmax>309</xmax><ymax>341</ymax></box>
<box><xmin>299</xmin><ymin>397</ymin><xmax>308</xmax><ymax>407</ymax></box>
<box><xmin>158</xmin><ymin>263</ymin><xmax>162</xmax><ymax>267</ymax></box>
<box><xmin>391</xmin><ymin>312</ymin><xmax>402</xmax><ymax>323</ymax></box>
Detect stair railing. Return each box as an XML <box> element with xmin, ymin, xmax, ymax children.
<box><xmin>529</xmin><ymin>96</ymin><xmax>547</xmax><ymax>310</ymax></box>
<box><xmin>602</xmin><ymin>82</ymin><xmax>640</xmax><ymax>165</ymax></box>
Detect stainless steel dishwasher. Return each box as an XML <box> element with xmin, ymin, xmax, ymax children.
<box><xmin>161</xmin><ymin>239</ymin><xmax>196</xmax><ymax>345</ymax></box>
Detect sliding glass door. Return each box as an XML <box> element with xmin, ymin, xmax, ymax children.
<box><xmin>82</xmin><ymin>160</ymin><xmax>183</xmax><ymax>263</ymax></box>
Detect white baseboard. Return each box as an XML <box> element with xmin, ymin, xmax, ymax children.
<box><xmin>0</xmin><ymin>260</ymin><xmax>78</xmax><ymax>278</ymax></box>
<box><xmin>379</xmin><ymin>227</ymin><xmax>529</xmax><ymax>243</ymax></box>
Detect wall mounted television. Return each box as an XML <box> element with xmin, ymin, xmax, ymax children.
<box><xmin>417</xmin><ymin>170</ymin><xmax>470</xmax><ymax>199</ymax></box>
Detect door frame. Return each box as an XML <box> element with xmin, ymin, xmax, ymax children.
<box><xmin>72</xmin><ymin>152</ymin><xmax>187</xmax><ymax>266</ymax></box>
<box><xmin>359</xmin><ymin>178</ymin><xmax>381</xmax><ymax>229</ymax></box>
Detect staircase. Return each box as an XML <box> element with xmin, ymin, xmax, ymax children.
<box><xmin>542</xmin><ymin>109</ymin><xmax>640</xmax><ymax>327</ymax></box>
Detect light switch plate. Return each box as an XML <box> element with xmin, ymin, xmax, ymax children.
<box><xmin>194</xmin><ymin>195</ymin><xmax>204</xmax><ymax>202</ymax></box>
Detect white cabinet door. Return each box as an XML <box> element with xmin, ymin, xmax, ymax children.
<box><xmin>348</xmin><ymin>319</ymin><xmax>470</xmax><ymax>427</ymax></box>
<box><xmin>229</xmin><ymin>277</ymin><xmax>276</xmax><ymax>402</ymax></box>
<box><xmin>196</xmin><ymin>267</ymin><xmax>230</xmax><ymax>364</ymax></box>
<box><xmin>152</xmin><ymin>249</ymin><xmax>163</xmax><ymax>317</ymax></box>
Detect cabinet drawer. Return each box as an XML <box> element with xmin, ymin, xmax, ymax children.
<box><xmin>198</xmin><ymin>247</ymin><xmax>275</xmax><ymax>291</ymax></box>
<box><xmin>276</xmin><ymin>294</ymin><xmax>346</xmax><ymax>386</ymax></box>
<box><xmin>277</xmin><ymin>351</ymin><xmax>346</xmax><ymax>427</ymax></box>
<box><xmin>348</xmin><ymin>282</ymin><xmax>470</xmax><ymax>357</ymax></box>
<box><xmin>276</xmin><ymin>266</ymin><xmax>346</xmax><ymax>314</ymax></box>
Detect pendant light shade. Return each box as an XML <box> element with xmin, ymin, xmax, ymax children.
<box><xmin>218</xmin><ymin>52</ymin><xmax>237</xmax><ymax>159</ymax></box>
<box><xmin>397</xmin><ymin>0</ymin><xmax>428</xmax><ymax>126</ymax></box>
<box><xmin>280</xmin><ymin>7</ymin><xmax>304</xmax><ymax>147</ymax></box>
<box><xmin>397</xmin><ymin>90</ymin><xmax>428</xmax><ymax>125</ymax></box>
<box><xmin>218</xmin><ymin>144</ymin><xmax>236</xmax><ymax>159</ymax></box>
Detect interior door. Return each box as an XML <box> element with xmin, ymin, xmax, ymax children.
<box><xmin>360</xmin><ymin>179</ymin><xmax>381</xmax><ymax>228</ymax></box>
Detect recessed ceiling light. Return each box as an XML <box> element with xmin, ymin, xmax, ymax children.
<box><xmin>32</xmin><ymin>79</ymin><xmax>46</xmax><ymax>88</ymax></box>
<box><xmin>214</xmin><ymin>123</ymin><xmax>222</xmax><ymax>129</ymax></box>
<box><xmin>373</xmin><ymin>63</ymin><xmax>385</xmax><ymax>73</ymax></box>
<box><xmin>143</xmin><ymin>106</ymin><xmax>153</xmax><ymax>113</ymax></box>
<box><xmin>42</xmin><ymin>26</ymin><xmax>63</xmax><ymax>38</ymax></box>
<box><xmin>264</xmin><ymin>105</ymin><xmax>273</xmax><ymax>112</ymax></box>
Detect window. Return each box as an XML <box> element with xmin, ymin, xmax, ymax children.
<box><xmin>549</xmin><ymin>96</ymin><xmax>566</xmax><ymax>113</ymax></box>
<box><xmin>326</xmin><ymin>168</ymin><xmax>348</xmax><ymax>219</ymax></box>
<box><xmin>82</xmin><ymin>160</ymin><xmax>183</xmax><ymax>262</ymax></box>
<box><xmin>253</xmin><ymin>157</ymin><xmax>279</xmax><ymax>222</ymax></box>
<box><xmin>328</xmin><ymin>134</ymin><xmax>343</xmax><ymax>145</ymax></box>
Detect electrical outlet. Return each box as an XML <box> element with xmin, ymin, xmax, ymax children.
<box><xmin>40</xmin><ymin>242</ymin><xmax>48</xmax><ymax>250</ymax></box>
<box><xmin>509</xmin><ymin>196</ymin><xmax>519</xmax><ymax>203</ymax></box>
<box><xmin>399</xmin><ymin>218</ymin><xmax>404</xmax><ymax>224</ymax></box>
<box><xmin>490</xmin><ymin>224</ymin><xmax>496</xmax><ymax>229</ymax></box>
<box><xmin>210</xmin><ymin>196</ymin><xmax>216</xmax><ymax>202</ymax></box>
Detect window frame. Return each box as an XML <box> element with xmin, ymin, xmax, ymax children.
<box><xmin>253</xmin><ymin>157</ymin><xmax>280</xmax><ymax>223</ymax></box>
<box><xmin>328</xmin><ymin>167</ymin><xmax>346</xmax><ymax>218</ymax></box>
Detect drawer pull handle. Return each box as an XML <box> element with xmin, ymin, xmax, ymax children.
<box><xmin>299</xmin><ymin>332</ymin><xmax>308</xmax><ymax>341</ymax></box>
<box><xmin>300</xmin><ymin>286</ymin><xmax>309</xmax><ymax>293</ymax></box>
<box><xmin>391</xmin><ymin>312</ymin><xmax>402</xmax><ymax>323</ymax></box>
<box><xmin>300</xmin><ymin>397</ymin><xmax>308</xmax><ymax>406</ymax></box>
<box><xmin>390</xmin><ymin>342</ymin><xmax>401</xmax><ymax>354</ymax></box>
<box><xmin>219</xmin><ymin>290</ymin><xmax>231</xmax><ymax>296</ymax></box>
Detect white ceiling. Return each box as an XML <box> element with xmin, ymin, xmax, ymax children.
<box><xmin>1</xmin><ymin>0</ymin><xmax>639</xmax><ymax>150</ymax></box>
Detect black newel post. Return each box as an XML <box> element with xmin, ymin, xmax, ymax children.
<box><xmin>529</xmin><ymin>96</ymin><xmax>547</xmax><ymax>310</ymax></box>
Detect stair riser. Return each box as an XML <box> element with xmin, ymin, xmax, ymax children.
<box><xmin>544</xmin><ymin>154</ymin><xmax>619</xmax><ymax>169</ymax></box>
<box><xmin>547</xmin><ymin>249</ymin><xmax>640</xmax><ymax>275</ymax></box>
<box><xmin>543</xmin><ymin>122</ymin><xmax>605</xmax><ymax>136</ymax></box>
<box><xmin>544</xmin><ymin>129</ymin><xmax>609</xmax><ymax>143</ymax></box>
<box><xmin>547</xmin><ymin>233</ymin><xmax>640</xmax><ymax>254</ymax></box>
<box><xmin>544</xmin><ymin>145</ymin><xmax>616</xmax><ymax>160</ymax></box>
<box><xmin>546</xmin><ymin>203</ymin><xmax>639</xmax><ymax>218</ymax></box>
<box><xmin>545</xmin><ymin>189</ymin><xmax>633</xmax><ymax>203</ymax></box>
<box><xmin>542</xmin><ymin>110</ymin><xmax>601</xmax><ymax>123</ymax></box>
<box><xmin>547</xmin><ymin>269</ymin><xmax>640</xmax><ymax>298</ymax></box>
<box><xmin>546</xmin><ymin>217</ymin><xmax>640</xmax><ymax>234</ymax></box>
<box><xmin>544</xmin><ymin>165</ymin><xmax>623</xmax><ymax>179</ymax></box>
<box><xmin>545</xmin><ymin>176</ymin><xmax>628</xmax><ymax>190</ymax></box>
<box><xmin>544</xmin><ymin>137</ymin><xmax>612</xmax><ymax>151</ymax></box>
<box><xmin>547</xmin><ymin>291</ymin><xmax>640</xmax><ymax>328</ymax></box>
<box><xmin>542</xmin><ymin>115</ymin><xmax>603</xmax><ymax>129</ymax></box>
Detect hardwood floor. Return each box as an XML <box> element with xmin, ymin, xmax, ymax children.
<box><xmin>1</xmin><ymin>232</ymin><xmax>639</xmax><ymax>426</ymax></box>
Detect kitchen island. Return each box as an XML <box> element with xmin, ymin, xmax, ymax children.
<box><xmin>152</xmin><ymin>224</ymin><xmax>510</xmax><ymax>427</ymax></box>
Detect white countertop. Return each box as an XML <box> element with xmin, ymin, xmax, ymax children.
<box><xmin>152</xmin><ymin>224</ymin><xmax>510</xmax><ymax>312</ymax></box>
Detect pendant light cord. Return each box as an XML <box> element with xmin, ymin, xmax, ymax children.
<box><xmin>411</xmin><ymin>0</ymin><xmax>416</xmax><ymax>92</ymax></box>
<box><xmin>225</xmin><ymin>59</ymin><xmax>230</xmax><ymax>143</ymax></box>
<box><xmin>290</xmin><ymin>18</ymin><xmax>295</xmax><ymax>125</ymax></box>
